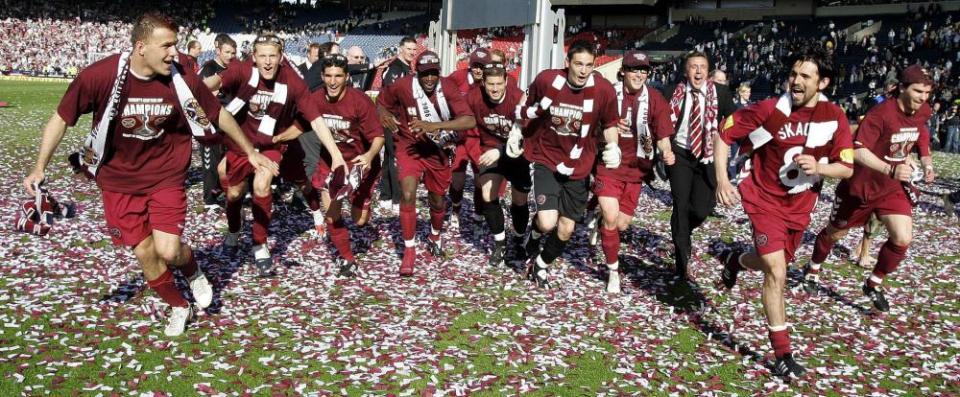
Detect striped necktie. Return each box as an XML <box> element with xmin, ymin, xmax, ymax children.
<box><xmin>688</xmin><ymin>90</ymin><xmax>704</xmax><ymax>158</ymax></box>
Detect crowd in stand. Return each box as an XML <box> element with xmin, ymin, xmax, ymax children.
<box><xmin>0</xmin><ymin>0</ymin><xmax>210</xmax><ymax>77</ymax></box>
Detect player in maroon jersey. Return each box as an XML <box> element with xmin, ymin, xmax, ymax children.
<box><xmin>272</xmin><ymin>54</ymin><xmax>384</xmax><ymax>277</ymax></box>
<box><xmin>23</xmin><ymin>12</ymin><xmax>278</xmax><ymax>337</ymax></box>
<box><xmin>465</xmin><ymin>62</ymin><xmax>528</xmax><ymax>267</ymax></box>
<box><xmin>447</xmin><ymin>49</ymin><xmax>490</xmax><ymax>229</ymax></box>
<box><xmin>713</xmin><ymin>46</ymin><xmax>854</xmax><ymax>378</ymax></box>
<box><xmin>509</xmin><ymin>41</ymin><xmax>622</xmax><ymax>288</ymax></box>
<box><xmin>803</xmin><ymin>65</ymin><xmax>937</xmax><ymax>312</ymax></box>
<box><xmin>205</xmin><ymin>34</ymin><xmax>345</xmax><ymax>277</ymax></box>
<box><xmin>592</xmin><ymin>50</ymin><xmax>675</xmax><ymax>293</ymax></box>
<box><xmin>376</xmin><ymin>51</ymin><xmax>476</xmax><ymax>277</ymax></box>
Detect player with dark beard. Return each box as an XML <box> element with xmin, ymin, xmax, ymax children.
<box><xmin>803</xmin><ymin>65</ymin><xmax>936</xmax><ymax>312</ymax></box>
<box><xmin>714</xmin><ymin>47</ymin><xmax>854</xmax><ymax>378</ymax></box>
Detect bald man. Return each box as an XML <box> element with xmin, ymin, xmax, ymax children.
<box><xmin>346</xmin><ymin>46</ymin><xmax>367</xmax><ymax>66</ymax></box>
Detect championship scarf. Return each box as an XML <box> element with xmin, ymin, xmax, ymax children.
<box><xmin>71</xmin><ymin>52</ymin><xmax>217</xmax><ymax>179</ymax></box>
<box><xmin>615</xmin><ymin>81</ymin><xmax>653</xmax><ymax>160</ymax></box>
<box><xmin>412</xmin><ymin>78</ymin><xmax>459</xmax><ymax>148</ymax></box>
<box><xmin>514</xmin><ymin>71</ymin><xmax>598</xmax><ymax>176</ymax></box>
<box><xmin>669</xmin><ymin>81</ymin><xmax>719</xmax><ymax>164</ymax></box>
<box><xmin>224</xmin><ymin>58</ymin><xmax>297</xmax><ymax>136</ymax></box>
<box><xmin>734</xmin><ymin>92</ymin><xmax>838</xmax><ymax>193</ymax></box>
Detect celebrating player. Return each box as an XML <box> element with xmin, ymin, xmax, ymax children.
<box><xmin>465</xmin><ymin>62</ymin><xmax>528</xmax><ymax>267</ymax></box>
<box><xmin>593</xmin><ymin>50</ymin><xmax>674</xmax><ymax>293</ymax></box>
<box><xmin>803</xmin><ymin>65</ymin><xmax>936</xmax><ymax>312</ymax></box>
<box><xmin>376</xmin><ymin>50</ymin><xmax>476</xmax><ymax>276</ymax></box>
<box><xmin>714</xmin><ymin>46</ymin><xmax>854</xmax><ymax>377</ymax></box>
<box><xmin>205</xmin><ymin>33</ymin><xmax>344</xmax><ymax>277</ymax></box>
<box><xmin>23</xmin><ymin>12</ymin><xmax>278</xmax><ymax>336</ymax></box>
<box><xmin>509</xmin><ymin>41</ymin><xmax>621</xmax><ymax>288</ymax></box>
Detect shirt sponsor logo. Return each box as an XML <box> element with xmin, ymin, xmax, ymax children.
<box><xmin>247</xmin><ymin>89</ymin><xmax>274</xmax><ymax>119</ymax></box>
<box><xmin>323</xmin><ymin>114</ymin><xmax>354</xmax><ymax>143</ymax></box>
<box><xmin>120</xmin><ymin>98</ymin><xmax>173</xmax><ymax>140</ymax></box>
<box><xmin>549</xmin><ymin>103</ymin><xmax>583</xmax><ymax>137</ymax></box>
<box><xmin>885</xmin><ymin>127</ymin><xmax>919</xmax><ymax>161</ymax></box>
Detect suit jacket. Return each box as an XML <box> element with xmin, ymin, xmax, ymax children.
<box><xmin>660</xmin><ymin>82</ymin><xmax>735</xmax><ymax>188</ymax></box>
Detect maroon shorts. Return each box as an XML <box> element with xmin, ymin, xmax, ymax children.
<box><xmin>747</xmin><ymin>209</ymin><xmax>808</xmax><ymax>264</ymax></box>
<box><xmin>829</xmin><ymin>184</ymin><xmax>913</xmax><ymax>230</ymax></box>
<box><xmin>101</xmin><ymin>186</ymin><xmax>187</xmax><ymax>247</ymax></box>
<box><xmin>224</xmin><ymin>149</ymin><xmax>283</xmax><ymax>188</ymax></box>
<box><xmin>592</xmin><ymin>175</ymin><xmax>643</xmax><ymax>215</ymax></box>
<box><xmin>452</xmin><ymin>134</ymin><xmax>482</xmax><ymax>173</ymax></box>
<box><xmin>396</xmin><ymin>148</ymin><xmax>452</xmax><ymax>195</ymax></box>
<box><xmin>312</xmin><ymin>159</ymin><xmax>383</xmax><ymax>210</ymax></box>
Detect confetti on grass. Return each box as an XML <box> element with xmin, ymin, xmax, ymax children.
<box><xmin>0</xmin><ymin>81</ymin><xmax>959</xmax><ymax>395</ymax></box>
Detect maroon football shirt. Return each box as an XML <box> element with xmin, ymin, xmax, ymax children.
<box><xmin>465</xmin><ymin>83</ymin><xmax>523</xmax><ymax>151</ymax></box>
<box><xmin>522</xmin><ymin>69</ymin><xmax>619</xmax><ymax>180</ymax></box>
<box><xmin>58</xmin><ymin>54</ymin><xmax>221</xmax><ymax>194</ymax></box>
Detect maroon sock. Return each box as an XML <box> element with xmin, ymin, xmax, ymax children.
<box><xmin>178</xmin><ymin>247</ymin><xmax>199</xmax><ymax>279</ymax></box>
<box><xmin>811</xmin><ymin>228</ymin><xmax>834</xmax><ymax>265</ymax></box>
<box><xmin>871</xmin><ymin>240</ymin><xmax>908</xmax><ymax>286</ymax></box>
<box><xmin>599</xmin><ymin>227</ymin><xmax>620</xmax><ymax>265</ymax></box>
<box><xmin>768</xmin><ymin>328</ymin><xmax>792</xmax><ymax>358</ymax></box>
<box><xmin>400</xmin><ymin>203</ymin><xmax>416</xmax><ymax>242</ymax></box>
<box><xmin>226</xmin><ymin>198</ymin><xmax>243</xmax><ymax>233</ymax></box>
<box><xmin>429</xmin><ymin>204</ymin><xmax>445</xmax><ymax>234</ymax></box>
<box><xmin>147</xmin><ymin>269</ymin><xmax>188</xmax><ymax>308</ymax></box>
<box><xmin>327</xmin><ymin>218</ymin><xmax>354</xmax><ymax>261</ymax></box>
<box><xmin>252</xmin><ymin>194</ymin><xmax>272</xmax><ymax>245</ymax></box>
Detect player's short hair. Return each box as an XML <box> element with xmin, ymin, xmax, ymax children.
<box><xmin>399</xmin><ymin>36</ymin><xmax>417</xmax><ymax>47</ymax></box>
<box><xmin>566</xmin><ymin>40</ymin><xmax>596</xmax><ymax>61</ymax></box>
<box><xmin>307</xmin><ymin>42</ymin><xmax>322</xmax><ymax>53</ymax></box>
<box><xmin>253</xmin><ymin>33</ymin><xmax>283</xmax><ymax>52</ymax></box>
<box><xmin>187</xmin><ymin>40</ymin><xmax>201</xmax><ymax>51</ymax></box>
<box><xmin>785</xmin><ymin>45</ymin><xmax>834</xmax><ymax>83</ymax></box>
<box><xmin>320</xmin><ymin>53</ymin><xmax>348</xmax><ymax>73</ymax></box>
<box><xmin>482</xmin><ymin>63</ymin><xmax>507</xmax><ymax>79</ymax></box>
<box><xmin>214</xmin><ymin>33</ymin><xmax>236</xmax><ymax>49</ymax></box>
<box><xmin>683</xmin><ymin>51</ymin><xmax>710</xmax><ymax>68</ymax></box>
<box><xmin>130</xmin><ymin>12</ymin><xmax>179</xmax><ymax>46</ymax></box>
<box><xmin>318</xmin><ymin>42</ymin><xmax>338</xmax><ymax>55</ymax></box>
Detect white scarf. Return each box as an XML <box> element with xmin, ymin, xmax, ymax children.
<box><xmin>224</xmin><ymin>66</ymin><xmax>289</xmax><ymax>136</ymax></box>
<box><xmin>412</xmin><ymin>77</ymin><xmax>451</xmax><ymax>123</ymax></box>
<box><xmin>515</xmin><ymin>72</ymin><xmax>598</xmax><ymax>176</ymax></box>
<box><xmin>76</xmin><ymin>52</ymin><xmax>215</xmax><ymax>177</ymax></box>
<box><xmin>615</xmin><ymin>81</ymin><xmax>652</xmax><ymax>160</ymax></box>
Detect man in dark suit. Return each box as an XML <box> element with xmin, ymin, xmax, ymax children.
<box><xmin>662</xmin><ymin>51</ymin><xmax>735</xmax><ymax>281</ymax></box>
<box><xmin>298</xmin><ymin>42</ymin><xmax>321</xmax><ymax>76</ymax></box>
